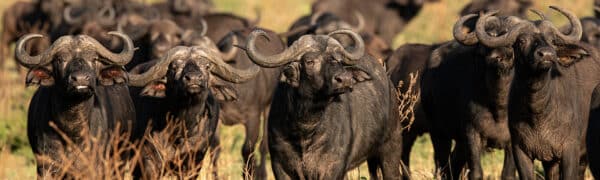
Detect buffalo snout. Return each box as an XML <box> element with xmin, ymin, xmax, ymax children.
<box><xmin>332</xmin><ymin>71</ymin><xmax>354</xmax><ymax>93</ymax></box>
<box><xmin>181</xmin><ymin>70</ymin><xmax>208</xmax><ymax>94</ymax></box>
<box><xmin>534</xmin><ymin>46</ymin><xmax>557</xmax><ymax>68</ymax></box>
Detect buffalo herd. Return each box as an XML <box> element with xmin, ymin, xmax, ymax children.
<box><xmin>7</xmin><ymin>0</ymin><xmax>600</xmax><ymax>179</ymax></box>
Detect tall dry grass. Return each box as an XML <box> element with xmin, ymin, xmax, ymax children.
<box><xmin>0</xmin><ymin>0</ymin><xmax>598</xmax><ymax>179</ymax></box>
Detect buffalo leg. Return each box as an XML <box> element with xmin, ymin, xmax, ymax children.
<box><xmin>542</xmin><ymin>161</ymin><xmax>559</xmax><ymax>180</ymax></box>
<box><xmin>578</xmin><ymin>153</ymin><xmax>588</xmax><ymax>180</ymax></box>
<box><xmin>501</xmin><ymin>145</ymin><xmax>517</xmax><ymax>180</ymax></box>
<box><xmin>242</xmin><ymin>112</ymin><xmax>265</xmax><ymax>180</ymax></box>
<box><xmin>270</xmin><ymin>160</ymin><xmax>293</xmax><ymax>180</ymax></box>
<box><xmin>209</xmin><ymin>129</ymin><xmax>221</xmax><ymax>179</ymax></box>
<box><xmin>560</xmin><ymin>147</ymin><xmax>580</xmax><ymax>180</ymax></box>
<box><xmin>401</xmin><ymin>129</ymin><xmax>418</xmax><ymax>180</ymax></box>
<box><xmin>367</xmin><ymin>157</ymin><xmax>381</xmax><ymax>179</ymax></box>
<box><xmin>379</xmin><ymin>134</ymin><xmax>404</xmax><ymax>179</ymax></box>
<box><xmin>430</xmin><ymin>132</ymin><xmax>452</xmax><ymax>179</ymax></box>
<box><xmin>465</xmin><ymin>127</ymin><xmax>483</xmax><ymax>180</ymax></box>
<box><xmin>513</xmin><ymin>145</ymin><xmax>535</xmax><ymax>180</ymax></box>
<box><xmin>449</xmin><ymin>140</ymin><xmax>467</xmax><ymax>180</ymax></box>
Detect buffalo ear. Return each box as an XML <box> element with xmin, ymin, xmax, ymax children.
<box><xmin>346</xmin><ymin>66</ymin><xmax>372</xmax><ymax>82</ymax></box>
<box><xmin>556</xmin><ymin>44</ymin><xmax>591</xmax><ymax>67</ymax></box>
<box><xmin>26</xmin><ymin>68</ymin><xmax>54</xmax><ymax>87</ymax></box>
<box><xmin>280</xmin><ymin>62</ymin><xmax>300</xmax><ymax>87</ymax></box>
<box><xmin>140</xmin><ymin>80</ymin><xmax>167</xmax><ymax>98</ymax></box>
<box><xmin>99</xmin><ymin>66</ymin><xmax>128</xmax><ymax>86</ymax></box>
<box><xmin>209</xmin><ymin>78</ymin><xmax>238</xmax><ymax>101</ymax></box>
<box><xmin>210</xmin><ymin>84</ymin><xmax>238</xmax><ymax>101</ymax></box>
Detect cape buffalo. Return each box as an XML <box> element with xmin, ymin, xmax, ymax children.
<box><xmin>127</xmin><ymin>44</ymin><xmax>259</xmax><ymax>179</ymax></box>
<box><xmin>496</xmin><ymin>7</ymin><xmax>597</xmax><ymax>179</ymax></box>
<box><xmin>385</xmin><ymin>42</ymin><xmax>439</xmax><ymax>179</ymax></box>
<box><xmin>460</xmin><ymin>0</ymin><xmax>532</xmax><ymax>18</ymax></box>
<box><xmin>245</xmin><ymin>29</ymin><xmax>405</xmax><ymax>179</ymax></box>
<box><xmin>16</xmin><ymin>32</ymin><xmax>136</xmax><ymax>178</ymax></box>
<box><xmin>310</xmin><ymin>0</ymin><xmax>438</xmax><ymax>44</ymax></box>
<box><xmin>420</xmin><ymin>13</ymin><xmax>530</xmax><ymax>179</ymax></box>
<box><xmin>579</xmin><ymin>6</ymin><xmax>600</xmax><ymax>48</ymax></box>
<box><xmin>203</xmin><ymin>13</ymin><xmax>282</xmax><ymax>180</ymax></box>
<box><xmin>284</xmin><ymin>12</ymin><xmax>391</xmax><ymax>62</ymax></box>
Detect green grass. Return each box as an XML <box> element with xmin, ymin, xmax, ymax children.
<box><xmin>0</xmin><ymin>0</ymin><xmax>597</xmax><ymax>179</ymax></box>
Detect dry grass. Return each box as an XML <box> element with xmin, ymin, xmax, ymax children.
<box><xmin>0</xmin><ymin>0</ymin><xmax>598</xmax><ymax>179</ymax></box>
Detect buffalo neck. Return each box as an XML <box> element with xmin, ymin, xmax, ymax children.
<box><xmin>166</xmin><ymin>91</ymin><xmax>210</xmax><ymax>131</ymax></box>
<box><xmin>511</xmin><ymin>66</ymin><xmax>555</xmax><ymax>122</ymax></box>
<box><xmin>50</xmin><ymin>87</ymin><xmax>95</xmax><ymax>144</ymax></box>
<box><xmin>286</xmin><ymin>85</ymin><xmax>336</xmax><ymax>128</ymax></box>
<box><xmin>482</xmin><ymin>66</ymin><xmax>514</xmax><ymax>120</ymax></box>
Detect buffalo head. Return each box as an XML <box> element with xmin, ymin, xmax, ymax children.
<box><xmin>15</xmin><ymin>32</ymin><xmax>134</xmax><ymax>97</ymax></box>
<box><xmin>169</xmin><ymin>0</ymin><xmax>213</xmax><ymax>16</ymax></box>
<box><xmin>580</xmin><ymin>7</ymin><xmax>600</xmax><ymax>48</ymax></box>
<box><xmin>476</xmin><ymin>7</ymin><xmax>588</xmax><ymax>73</ymax></box>
<box><xmin>247</xmin><ymin>29</ymin><xmax>371</xmax><ymax>97</ymax></box>
<box><xmin>452</xmin><ymin>12</ymin><xmax>531</xmax><ymax>73</ymax></box>
<box><xmin>128</xmin><ymin>45</ymin><xmax>257</xmax><ymax>101</ymax></box>
<box><xmin>285</xmin><ymin>11</ymin><xmax>364</xmax><ymax>44</ymax></box>
<box><xmin>63</xmin><ymin>2</ymin><xmax>116</xmax><ymax>27</ymax></box>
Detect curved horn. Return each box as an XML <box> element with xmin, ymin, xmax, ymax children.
<box><xmin>117</xmin><ymin>15</ymin><xmax>150</xmax><ymax>40</ymax></box>
<box><xmin>194</xmin><ymin>47</ymin><xmax>259</xmax><ymax>83</ymax></box>
<box><xmin>15</xmin><ymin>34</ymin><xmax>72</xmax><ymax>68</ymax></box>
<box><xmin>310</xmin><ymin>10</ymin><xmax>325</xmax><ymax>25</ymax></box>
<box><xmin>80</xmin><ymin>31</ymin><xmax>135</xmax><ymax>66</ymax></box>
<box><xmin>352</xmin><ymin>11</ymin><xmax>365</xmax><ymax>32</ymax></box>
<box><xmin>530</xmin><ymin>9</ymin><xmax>547</xmax><ymax>21</ymax></box>
<box><xmin>250</xmin><ymin>6</ymin><xmax>262</xmax><ymax>26</ymax></box>
<box><xmin>328</xmin><ymin>29</ymin><xmax>365</xmax><ymax>64</ymax></box>
<box><xmin>545</xmin><ymin>6</ymin><xmax>583</xmax><ymax>43</ymax></box>
<box><xmin>246</xmin><ymin>30</ymin><xmax>311</xmax><ymax>67</ymax></box>
<box><xmin>198</xmin><ymin>18</ymin><xmax>208</xmax><ymax>37</ymax></box>
<box><xmin>453</xmin><ymin>14</ymin><xmax>479</xmax><ymax>45</ymax></box>
<box><xmin>475</xmin><ymin>11</ymin><xmax>534</xmax><ymax>47</ymax></box>
<box><xmin>219</xmin><ymin>32</ymin><xmax>239</xmax><ymax>62</ymax></box>
<box><xmin>172</xmin><ymin>0</ymin><xmax>189</xmax><ymax>13</ymax></box>
<box><xmin>128</xmin><ymin>46</ymin><xmax>191</xmax><ymax>87</ymax></box>
<box><xmin>97</xmin><ymin>5</ymin><xmax>116</xmax><ymax>26</ymax></box>
<box><xmin>63</xmin><ymin>6</ymin><xmax>84</xmax><ymax>25</ymax></box>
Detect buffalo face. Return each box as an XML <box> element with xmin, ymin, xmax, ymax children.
<box><xmin>129</xmin><ymin>46</ymin><xmax>259</xmax><ymax>101</ymax></box>
<box><xmin>247</xmin><ymin>29</ymin><xmax>371</xmax><ymax>98</ymax></box>
<box><xmin>167</xmin><ymin>57</ymin><xmax>212</xmax><ymax>96</ymax></box>
<box><xmin>16</xmin><ymin>32</ymin><xmax>135</xmax><ymax>97</ymax></box>
<box><xmin>581</xmin><ymin>18</ymin><xmax>600</xmax><ymax>48</ymax></box>
<box><xmin>283</xmin><ymin>52</ymin><xmax>370</xmax><ymax>97</ymax></box>
<box><xmin>147</xmin><ymin>20</ymin><xmax>193</xmax><ymax>59</ymax></box>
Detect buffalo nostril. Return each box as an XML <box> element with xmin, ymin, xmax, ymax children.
<box><xmin>334</xmin><ymin>76</ymin><xmax>344</xmax><ymax>83</ymax></box>
<box><xmin>184</xmin><ymin>75</ymin><xmax>194</xmax><ymax>82</ymax></box>
<box><xmin>70</xmin><ymin>74</ymin><xmax>90</xmax><ymax>82</ymax></box>
<box><xmin>536</xmin><ymin>51</ymin><xmax>545</xmax><ymax>57</ymax></box>
<box><xmin>184</xmin><ymin>73</ymin><xmax>202</xmax><ymax>82</ymax></box>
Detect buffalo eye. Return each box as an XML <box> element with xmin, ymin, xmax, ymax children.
<box><xmin>172</xmin><ymin>59</ymin><xmax>184</xmax><ymax>68</ymax></box>
<box><xmin>517</xmin><ymin>37</ymin><xmax>528</xmax><ymax>46</ymax></box>
<box><xmin>305</xmin><ymin>59</ymin><xmax>315</xmax><ymax>66</ymax></box>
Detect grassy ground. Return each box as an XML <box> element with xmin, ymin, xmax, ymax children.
<box><xmin>0</xmin><ymin>0</ymin><xmax>596</xmax><ymax>179</ymax></box>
